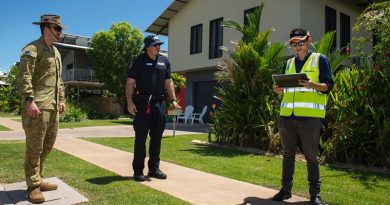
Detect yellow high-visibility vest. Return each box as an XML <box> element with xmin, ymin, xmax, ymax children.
<box><xmin>280</xmin><ymin>53</ymin><xmax>327</xmax><ymax>118</ymax></box>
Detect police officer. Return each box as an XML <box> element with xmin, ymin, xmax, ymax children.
<box><xmin>273</xmin><ymin>28</ymin><xmax>334</xmax><ymax>205</ymax></box>
<box><xmin>18</xmin><ymin>14</ymin><xmax>66</xmax><ymax>203</ymax></box>
<box><xmin>126</xmin><ymin>35</ymin><xmax>181</xmax><ymax>182</ymax></box>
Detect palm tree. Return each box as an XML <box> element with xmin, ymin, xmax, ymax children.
<box><xmin>212</xmin><ymin>3</ymin><xmax>286</xmax><ymax>148</ymax></box>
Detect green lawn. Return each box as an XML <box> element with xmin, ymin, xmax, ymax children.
<box><xmin>0</xmin><ymin>112</ymin><xmax>19</xmax><ymax>117</ymax></box>
<box><xmin>59</xmin><ymin>118</ymin><xmax>133</xmax><ymax>129</ymax></box>
<box><xmin>0</xmin><ymin>124</ymin><xmax>11</xmax><ymax>131</ymax></box>
<box><xmin>11</xmin><ymin>118</ymin><xmax>133</xmax><ymax>129</ymax></box>
<box><xmin>85</xmin><ymin>135</ymin><xmax>390</xmax><ymax>205</ymax></box>
<box><xmin>0</xmin><ymin>141</ymin><xmax>189</xmax><ymax>205</ymax></box>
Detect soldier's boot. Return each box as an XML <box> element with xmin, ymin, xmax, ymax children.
<box><xmin>40</xmin><ymin>182</ymin><xmax>58</xmax><ymax>191</ymax></box>
<box><xmin>27</xmin><ymin>186</ymin><xmax>45</xmax><ymax>203</ymax></box>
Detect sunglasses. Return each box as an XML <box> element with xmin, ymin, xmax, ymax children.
<box><xmin>48</xmin><ymin>25</ymin><xmax>62</xmax><ymax>32</ymax></box>
<box><xmin>290</xmin><ymin>40</ymin><xmax>306</xmax><ymax>47</ymax></box>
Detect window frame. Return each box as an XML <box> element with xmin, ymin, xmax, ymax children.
<box><xmin>209</xmin><ymin>17</ymin><xmax>223</xmax><ymax>59</ymax></box>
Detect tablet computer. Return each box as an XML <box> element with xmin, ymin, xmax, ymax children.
<box><xmin>272</xmin><ymin>73</ymin><xmax>309</xmax><ymax>87</ymax></box>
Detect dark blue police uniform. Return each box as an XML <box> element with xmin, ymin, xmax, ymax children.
<box><xmin>127</xmin><ymin>52</ymin><xmax>171</xmax><ymax>175</ymax></box>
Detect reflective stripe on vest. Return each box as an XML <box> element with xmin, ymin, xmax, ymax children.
<box><xmin>280</xmin><ymin>53</ymin><xmax>327</xmax><ymax>118</ymax></box>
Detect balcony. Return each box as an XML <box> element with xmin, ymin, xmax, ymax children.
<box><xmin>63</xmin><ymin>68</ymin><xmax>99</xmax><ymax>82</ymax></box>
<box><xmin>62</xmin><ymin>68</ymin><xmax>103</xmax><ymax>89</ymax></box>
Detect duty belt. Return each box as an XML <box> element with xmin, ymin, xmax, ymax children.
<box><xmin>136</xmin><ymin>94</ymin><xmax>165</xmax><ymax>100</ymax></box>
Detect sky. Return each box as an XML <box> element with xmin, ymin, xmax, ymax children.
<box><xmin>0</xmin><ymin>0</ymin><xmax>172</xmax><ymax>73</ymax></box>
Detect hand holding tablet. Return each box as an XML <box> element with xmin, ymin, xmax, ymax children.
<box><xmin>272</xmin><ymin>73</ymin><xmax>309</xmax><ymax>87</ymax></box>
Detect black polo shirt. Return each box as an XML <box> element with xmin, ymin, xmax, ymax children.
<box><xmin>127</xmin><ymin>53</ymin><xmax>171</xmax><ymax>95</ymax></box>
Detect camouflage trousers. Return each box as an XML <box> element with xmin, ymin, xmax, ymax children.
<box><xmin>22</xmin><ymin>109</ymin><xmax>58</xmax><ymax>188</ymax></box>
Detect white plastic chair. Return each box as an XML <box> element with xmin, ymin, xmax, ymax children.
<box><xmin>176</xmin><ymin>105</ymin><xmax>194</xmax><ymax>124</ymax></box>
<box><xmin>191</xmin><ymin>105</ymin><xmax>208</xmax><ymax>125</ymax></box>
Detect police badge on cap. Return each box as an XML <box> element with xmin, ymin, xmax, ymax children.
<box><xmin>143</xmin><ymin>35</ymin><xmax>164</xmax><ymax>49</ymax></box>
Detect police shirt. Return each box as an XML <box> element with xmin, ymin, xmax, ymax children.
<box><xmin>127</xmin><ymin>53</ymin><xmax>171</xmax><ymax>95</ymax></box>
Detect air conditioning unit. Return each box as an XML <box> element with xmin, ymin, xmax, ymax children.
<box><xmin>352</xmin><ymin>56</ymin><xmax>369</xmax><ymax>68</ymax></box>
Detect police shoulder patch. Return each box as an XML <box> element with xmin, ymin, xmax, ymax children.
<box><xmin>21</xmin><ymin>45</ymin><xmax>38</xmax><ymax>58</ymax></box>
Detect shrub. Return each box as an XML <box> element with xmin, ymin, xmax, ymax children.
<box><xmin>322</xmin><ymin>65</ymin><xmax>390</xmax><ymax>167</ymax></box>
<box><xmin>60</xmin><ymin>102</ymin><xmax>87</xmax><ymax>122</ymax></box>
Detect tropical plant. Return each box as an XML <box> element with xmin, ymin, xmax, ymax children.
<box><xmin>88</xmin><ymin>22</ymin><xmax>143</xmax><ymax>107</ymax></box>
<box><xmin>171</xmin><ymin>73</ymin><xmax>186</xmax><ymax>91</ymax></box>
<box><xmin>321</xmin><ymin>66</ymin><xmax>390</xmax><ymax>167</ymax></box>
<box><xmin>312</xmin><ymin>31</ymin><xmax>350</xmax><ymax>74</ymax></box>
<box><xmin>212</xmin><ymin>4</ymin><xmax>286</xmax><ymax>148</ymax></box>
<box><xmin>353</xmin><ymin>1</ymin><xmax>390</xmax><ymax>68</ymax></box>
<box><xmin>320</xmin><ymin>1</ymin><xmax>390</xmax><ymax>167</ymax></box>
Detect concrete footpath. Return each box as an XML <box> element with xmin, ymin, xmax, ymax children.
<box><xmin>54</xmin><ymin>137</ymin><xmax>308</xmax><ymax>205</ymax></box>
<box><xmin>0</xmin><ymin>117</ymin><xmax>310</xmax><ymax>205</ymax></box>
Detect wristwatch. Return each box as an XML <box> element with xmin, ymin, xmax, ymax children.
<box><xmin>25</xmin><ymin>96</ymin><xmax>34</xmax><ymax>102</ymax></box>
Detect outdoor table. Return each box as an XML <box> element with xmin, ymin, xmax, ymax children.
<box><xmin>167</xmin><ymin>109</ymin><xmax>182</xmax><ymax>137</ymax></box>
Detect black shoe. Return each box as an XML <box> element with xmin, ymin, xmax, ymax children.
<box><xmin>133</xmin><ymin>174</ymin><xmax>147</xmax><ymax>182</ymax></box>
<box><xmin>272</xmin><ymin>190</ymin><xmax>292</xmax><ymax>201</ymax></box>
<box><xmin>148</xmin><ymin>169</ymin><xmax>167</xmax><ymax>179</ymax></box>
<box><xmin>310</xmin><ymin>196</ymin><xmax>325</xmax><ymax>205</ymax></box>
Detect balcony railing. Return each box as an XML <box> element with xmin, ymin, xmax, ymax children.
<box><xmin>63</xmin><ymin>68</ymin><xmax>99</xmax><ymax>82</ymax></box>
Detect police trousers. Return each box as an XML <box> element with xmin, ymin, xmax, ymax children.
<box><xmin>132</xmin><ymin>99</ymin><xmax>166</xmax><ymax>174</ymax></box>
<box><xmin>22</xmin><ymin>109</ymin><xmax>58</xmax><ymax>188</ymax></box>
<box><xmin>278</xmin><ymin>117</ymin><xmax>322</xmax><ymax>197</ymax></box>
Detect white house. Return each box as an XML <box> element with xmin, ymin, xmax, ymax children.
<box><xmin>146</xmin><ymin>0</ymin><xmax>372</xmax><ymax>121</ymax></box>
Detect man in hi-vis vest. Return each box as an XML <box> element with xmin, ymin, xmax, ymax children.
<box><xmin>272</xmin><ymin>28</ymin><xmax>334</xmax><ymax>205</ymax></box>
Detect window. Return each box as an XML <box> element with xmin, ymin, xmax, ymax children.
<box><xmin>66</xmin><ymin>63</ymin><xmax>73</xmax><ymax>70</ymax></box>
<box><xmin>209</xmin><ymin>18</ymin><xmax>223</xmax><ymax>59</ymax></box>
<box><xmin>244</xmin><ymin>6</ymin><xmax>259</xmax><ymax>26</ymax></box>
<box><xmin>190</xmin><ymin>24</ymin><xmax>202</xmax><ymax>54</ymax></box>
<box><xmin>325</xmin><ymin>6</ymin><xmax>337</xmax><ymax>50</ymax></box>
<box><xmin>340</xmin><ymin>12</ymin><xmax>350</xmax><ymax>49</ymax></box>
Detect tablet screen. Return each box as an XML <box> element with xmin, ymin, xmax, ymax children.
<box><xmin>272</xmin><ymin>73</ymin><xmax>309</xmax><ymax>87</ymax></box>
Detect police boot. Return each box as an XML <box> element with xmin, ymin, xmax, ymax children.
<box><xmin>27</xmin><ymin>186</ymin><xmax>45</xmax><ymax>203</ymax></box>
<box><xmin>40</xmin><ymin>182</ymin><xmax>58</xmax><ymax>191</ymax></box>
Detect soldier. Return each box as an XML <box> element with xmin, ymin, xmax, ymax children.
<box><xmin>126</xmin><ymin>35</ymin><xmax>181</xmax><ymax>182</ymax></box>
<box><xmin>18</xmin><ymin>14</ymin><xmax>66</xmax><ymax>203</ymax></box>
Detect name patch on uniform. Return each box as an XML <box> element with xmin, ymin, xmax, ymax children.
<box><xmin>146</xmin><ymin>63</ymin><xmax>153</xmax><ymax>66</ymax></box>
<box><xmin>157</xmin><ymin>62</ymin><xmax>165</xmax><ymax>66</ymax></box>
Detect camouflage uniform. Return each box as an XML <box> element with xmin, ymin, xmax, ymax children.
<box><xmin>18</xmin><ymin>37</ymin><xmax>65</xmax><ymax>188</ymax></box>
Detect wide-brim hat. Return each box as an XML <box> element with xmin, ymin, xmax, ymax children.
<box><xmin>32</xmin><ymin>14</ymin><xmax>67</xmax><ymax>29</ymax></box>
<box><xmin>143</xmin><ymin>35</ymin><xmax>164</xmax><ymax>50</ymax></box>
<box><xmin>289</xmin><ymin>28</ymin><xmax>310</xmax><ymax>42</ymax></box>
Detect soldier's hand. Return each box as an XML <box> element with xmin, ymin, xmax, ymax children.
<box><xmin>26</xmin><ymin>101</ymin><xmax>41</xmax><ymax>118</ymax></box>
<box><xmin>59</xmin><ymin>102</ymin><xmax>66</xmax><ymax>114</ymax></box>
<box><xmin>127</xmin><ymin>102</ymin><xmax>137</xmax><ymax>116</ymax></box>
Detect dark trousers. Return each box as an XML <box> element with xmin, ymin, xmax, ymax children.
<box><xmin>278</xmin><ymin>117</ymin><xmax>322</xmax><ymax>197</ymax></box>
<box><xmin>132</xmin><ymin>99</ymin><xmax>166</xmax><ymax>175</ymax></box>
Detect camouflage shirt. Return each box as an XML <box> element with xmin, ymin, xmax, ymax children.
<box><xmin>18</xmin><ymin>37</ymin><xmax>65</xmax><ymax>110</ymax></box>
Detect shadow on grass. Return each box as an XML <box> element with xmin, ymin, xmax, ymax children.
<box><xmin>241</xmin><ymin>197</ymin><xmax>310</xmax><ymax>205</ymax></box>
<box><xmin>86</xmin><ymin>175</ymin><xmax>130</xmax><ymax>185</ymax></box>
<box><xmin>179</xmin><ymin>144</ymin><xmax>254</xmax><ymax>158</ymax></box>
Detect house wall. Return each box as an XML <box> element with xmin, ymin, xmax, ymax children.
<box><xmin>62</xmin><ymin>50</ymin><xmax>74</xmax><ymax>70</ymax></box>
<box><xmin>168</xmin><ymin>0</ymin><xmax>301</xmax><ymax>73</ymax></box>
<box><xmin>300</xmin><ymin>0</ymin><xmax>364</xmax><ymax>48</ymax></box>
